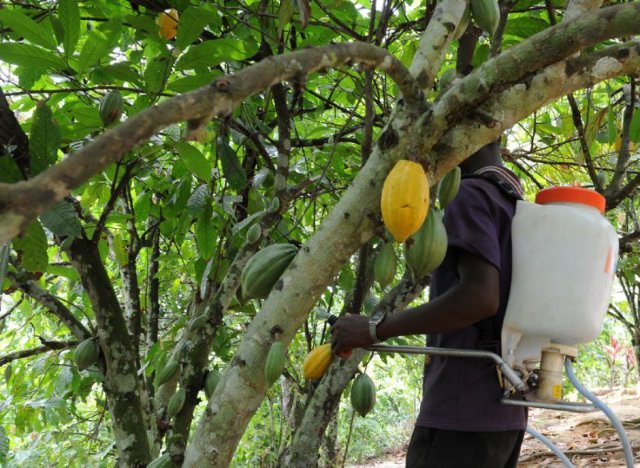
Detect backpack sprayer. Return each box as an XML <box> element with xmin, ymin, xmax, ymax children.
<box><xmin>361</xmin><ymin>187</ymin><xmax>631</xmax><ymax>468</ymax></box>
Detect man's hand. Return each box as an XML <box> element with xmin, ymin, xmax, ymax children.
<box><xmin>330</xmin><ymin>314</ymin><xmax>374</xmax><ymax>357</ymax></box>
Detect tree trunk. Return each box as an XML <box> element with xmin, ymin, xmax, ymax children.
<box><xmin>67</xmin><ymin>238</ymin><xmax>151</xmax><ymax>466</ymax></box>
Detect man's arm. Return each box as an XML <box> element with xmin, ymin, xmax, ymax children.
<box><xmin>331</xmin><ymin>250</ymin><xmax>500</xmax><ymax>355</ymax></box>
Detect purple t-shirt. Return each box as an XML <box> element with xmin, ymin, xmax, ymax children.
<box><xmin>415</xmin><ymin>172</ymin><xmax>528</xmax><ymax>432</ymax></box>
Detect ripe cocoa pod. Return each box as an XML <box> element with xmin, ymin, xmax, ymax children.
<box><xmin>303</xmin><ymin>343</ymin><xmax>333</xmax><ymax>380</ymax></box>
<box><xmin>351</xmin><ymin>373</ymin><xmax>376</xmax><ymax>417</ymax></box>
<box><xmin>373</xmin><ymin>242</ymin><xmax>397</xmax><ymax>289</ymax></box>
<box><xmin>147</xmin><ymin>453</ymin><xmax>172</xmax><ymax>468</ymax></box>
<box><xmin>156</xmin><ymin>8</ymin><xmax>179</xmax><ymax>40</ymax></box>
<box><xmin>381</xmin><ymin>160</ymin><xmax>430</xmax><ymax>243</ymax></box>
<box><xmin>264</xmin><ymin>342</ymin><xmax>285</xmax><ymax>387</ymax></box>
<box><xmin>240</xmin><ymin>243</ymin><xmax>297</xmax><ymax>300</ymax></box>
<box><xmin>166</xmin><ymin>387</ymin><xmax>186</xmax><ymax>419</ymax></box>
<box><xmin>99</xmin><ymin>91</ymin><xmax>124</xmax><ymax>127</ymax></box>
<box><xmin>438</xmin><ymin>166</ymin><xmax>461</xmax><ymax>208</ymax></box>
<box><xmin>246</xmin><ymin>224</ymin><xmax>261</xmax><ymax>244</ymax></box>
<box><xmin>471</xmin><ymin>0</ymin><xmax>500</xmax><ymax>35</ymax></box>
<box><xmin>405</xmin><ymin>208</ymin><xmax>448</xmax><ymax>281</ymax></box>
<box><xmin>204</xmin><ymin>369</ymin><xmax>220</xmax><ymax>398</ymax></box>
<box><xmin>156</xmin><ymin>361</ymin><xmax>180</xmax><ymax>387</ymax></box>
<box><xmin>74</xmin><ymin>338</ymin><xmax>99</xmax><ymax>371</ymax></box>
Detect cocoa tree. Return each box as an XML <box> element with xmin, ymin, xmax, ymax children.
<box><xmin>0</xmin><ymin>0</ymin><xmax>639</xmax><ymax>466</ymax></box>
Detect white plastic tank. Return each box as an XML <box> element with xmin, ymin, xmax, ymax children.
<box><xmin>501</xmin><ymin>187</ymin><xmax>619</xmax><ymax>369</ymax></box>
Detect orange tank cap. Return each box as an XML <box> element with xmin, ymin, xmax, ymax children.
<box><xmin>535</xmin><ymin>186</ymin><xmax>606</xmax><ymax>214</ymax></box>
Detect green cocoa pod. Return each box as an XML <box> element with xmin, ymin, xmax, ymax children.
<box><xmin>156</xmin><ymin>361</ymin><xmax>180</xmax><ymax>387</ymax></box>
<box><xmin>351</xmin><ymin>373</ymin><xmax>376</xmax><ymax>417</ymax></box>
<box><xmin>596</xmin><ymin>170</ymin><xmax>607</xmax><ymax>188</ymax></box>
<box><xmin>453</xmin><ymin>5</ymin><xmax>471</xmax><ymax>40</ymax></box>
<box><xmin>166</xmin><ymin>387</ymin><xmax>186</xmax><ymax>419</ymax></box>
<box><xmin>374</xmin><ymin>242</ymin><xmax>397</xmax><ymax>290</ymax></box>
<box><xmin>74</xmin><ymin>338</ymin><xmax>99</xmax><ymax>371</ymax></box>
<box><xmin>246</xmin><ymin>224</ymin><xmax>261</xmax><ymax>244</ymax></box>
<box><xmin>405</xmin><ymin>208</ymin><xmax>448</xmax><ymax>281</ymax></box>
<box><xmin>471</xmin><ymin>0</ymin><xmax>500</xmax><ymax>35</ymax></box>
<box><xmin>204</xmin><ymin>369</ymin><xmax>221</xmax><ymax>398</ymax></box>
<box><xmin>264</xmin><ymin>342</ymin><xmax>285</xmax><ymax>387</ymax></box>
<box><xmin>99</xmin><ymin>91</ymin><xmax>124</xmax><ymax>126</ymax></box>
<box><xmin>147</xmin><ymin>453</ymin><xmax>172</xmax><ymax>468</ymax></box>
<box><xmin>438</xmin><ymin>166</ymin><xmax>461</xmax><ymax>208</ymax></box>
<box><xmin>240</xmin><ymin>243</ymin><xmax>297</xmax><ymax>300</ymax></box>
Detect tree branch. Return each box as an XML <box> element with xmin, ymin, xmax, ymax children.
<box><xmin>0</xmin><ymin>42</ymin><xmax>424</xmax><ymax>245</ymax></box>
<box><xmin>0</xmin><ymin>341</ymin><xmax>77</xmax><ymax>367</ymax></box>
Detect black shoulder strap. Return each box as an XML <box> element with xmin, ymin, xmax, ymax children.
<box><xmin>462</xmin><ymin>167</ymin><xmax>523</xmax><ymax>353</ymax></box>
<box><xmin>462</xmin><ymin>167</ymin><xmax>524</xmax><ymax>201</ymax></box>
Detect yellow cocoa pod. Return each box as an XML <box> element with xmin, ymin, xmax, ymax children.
<box><xmin>381</xmin><ymin>160</ymin><xmax>429</xmax><ymax>243</ymax></box>
<box><xmin>303</xmin><ymin>343</ymin><xmax>333</xmax><ymax>380</ymax></box>
<box><xmin>156</xmin><ymin>9</ymin><xmax>179</xmax><ymax>40</ymax></box>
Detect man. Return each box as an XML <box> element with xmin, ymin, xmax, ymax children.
<box><xmin>331</xmin><ymin>140</ymin><xmax>527</xmax><ymax>467</ymax></box>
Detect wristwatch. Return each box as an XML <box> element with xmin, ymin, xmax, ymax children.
<box><xmin>368</xmin><ymin>311</ymin><xmax>386</xmax><ymax>343</ymax></box>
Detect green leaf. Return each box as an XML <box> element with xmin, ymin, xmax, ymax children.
<box><xmin>167</xmin><ymin>72</ymin><xmax>219</xmax><ymax>93</ymax></box>
<box><xmin>504</xmin><ymin>16</ymin><xmax>548</xmax><ymax>39</ymax></box>
<box><xmin>177</xmin><ymin>142</ymin><xmax>212</xmax><ymax>182</ymax></box>
<box><xmin>144</xmin><ymin>54</ymin><xmax>173</xmax><ymax>93</ymax></box>
<box><xmin>94</xmin><ymin>62</ymin><xmax>141</xmax><ymax>84</ymax></box>
<box><xmin>29</xmin><ymin>102</ymin><xmax>61</xmax><ymax>175</ymax></box>
<box><xmin>40</xmin><ymin>201</ymin><xmax>82</xmax><ymax>238</ymax></box>
<box><xmin>278</xmin><ymin>0</ymin><xmax>295</xmax><ymax>37</ymax></box>
<box><xmin>629</xmin><ymin>109</ymin><xmax>640</xmax><ymax>143</ymax></box>
<box><xmin>195</xmin><ymin>205</ymin><xmax>216</xmax><ymax>259</ymax></box>
<box><xmin>186</xmin><ymin>184</ymin><xmax>211</xmax><ymax>217</ymax></box>
<box><xmin>59</xmin><ymin>0</ymin><xmax>80</xmax><ymax>57</ymax></box>
<box><xmin>217</xmin><ymin>138</ymin><xmax>247</xmax><ymax>191</ymax></box>
<box><xmin>0</xmin><ymin>156</ymin><xmax>24</xmax><ymax>182</ymax></box>
<box><xmin>175</xmin><ymin>7</ymin><xmax>218</xmax><ymax>51</ymax></box>
<box><xmin>0</xmin><ymin>424</ymin><xmax>8</xmax><ymax>462</ymax></box>
<box><xmin>78</xmin><ymin>20</ymin><xmax>122</xmax><ymax>73</ymax></box>
<box><xmin>13</xmin><ymin>221</ymin><xmax>48</xmax><ymax>273</ymax></box>
<box><xmin>0</xmin><ymin>43</ymin><xmax>67</xmax><ymax>70</ymax></box>
<box><xmin>176</xmin><ymin>38</ymin><xmax>258</xmax><ymax>70</ymax></box>
<box><xmin>0</xmin><ymin>9</ymin><xmax>57</xmax><ymax>50</ymax></box>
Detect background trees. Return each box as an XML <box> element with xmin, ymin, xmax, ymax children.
<box><xmin>0</xmin><ymin>0</ymin><xmax>638</xmax><ymax>466</ymax></box>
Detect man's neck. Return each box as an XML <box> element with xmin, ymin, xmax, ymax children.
<box><xmin>459</xmin><ymin>142</ymin><xmax>503</xmax><ymax>175</ymax></box>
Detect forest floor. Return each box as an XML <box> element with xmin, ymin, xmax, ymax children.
<box><xmin>348</xmin><ymin>387</ymin><xmax>640</xmax><ymax>467</ymax></box>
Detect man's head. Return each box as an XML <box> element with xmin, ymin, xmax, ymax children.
<box><xmin>458</xmin><ymin>139</ymin><xmax>502</xmax><ymax>175</ymax></box>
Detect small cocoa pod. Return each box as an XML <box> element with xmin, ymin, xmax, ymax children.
<box><xmin>351</xmin><ymin>373</ymin><xmax>376</xmax><ymax>417</ymax></box>
<box><xmin>374</xmin><ymin>242</ymin><xmax>397</xmax><ymax>289</ymax></box>
<box><xmin>99</xmin><ymin>91</ymin><xmax>124</xmax><ymax>126</ymax></box>
<box><xmin>438</xmin><ymin>166</ymin><xmax>461</xmax><ymax>208</ymax></box>
<box><xmin>156</xmin><ymin>361</ymin><xmax>180</xmax><ymax>387</ymax></box>
<box><xmin>264</xmin><ymin>342</ymin><xmax>285</xmax><ymax>387</ymax></box>
<box><xmin>166</xmin><ymin>387</ymin><xmax>186</xmax><ymax>419</ymax></box>
<box><xmin>74</xmin><ymin>338</ymin><xmax>99</xmax><ymax>371</ymax></box>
